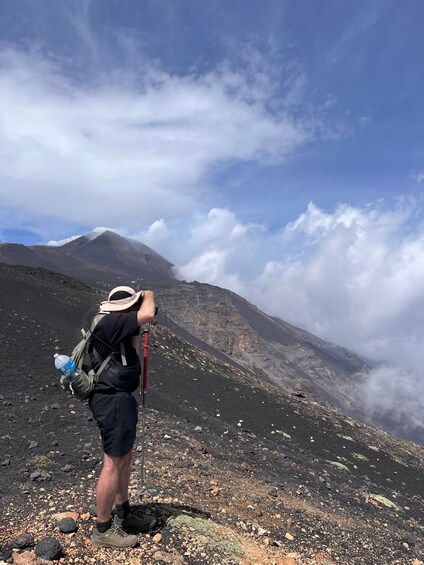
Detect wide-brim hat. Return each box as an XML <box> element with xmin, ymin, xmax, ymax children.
<box><xmin>99</xmin><ymin>286</ymin><xmax>142</xmax><ymax>312</ymax></box>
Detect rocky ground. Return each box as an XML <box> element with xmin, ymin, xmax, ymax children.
<box><xmin>0</xmin><ymin>264</ymin><xmax>423</xmax><ymax>564</ymax></box>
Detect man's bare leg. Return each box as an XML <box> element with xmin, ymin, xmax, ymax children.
<box><xmin>115</xmin><ymin>449</ymin><xmax>133</xmax><ymax>506</ymax></box>
<box><xmin>96</xmin><ymin>453</ymin><xmax>127</xmax><ymax>522</ymax></box>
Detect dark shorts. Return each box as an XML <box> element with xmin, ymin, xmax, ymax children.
<box><xmin>89</xmin><ymin>392</ymin><xmax>138</xmax><ymax>456</ymax></box>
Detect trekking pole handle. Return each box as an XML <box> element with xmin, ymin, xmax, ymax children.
<box><xmin>142</xmin><ymin>327</ymin><xmax>149</xmax><ymax>391</ymax></box>
<box><xmin>139</xmin><ymin>306</ymin><xmax>158</xmax><ymax>393</ymax></box>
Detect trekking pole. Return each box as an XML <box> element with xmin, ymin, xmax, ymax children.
<box><xmin>139</xmin><ymin>306</ymin><xmax>158</xmax><ymax>499</ymax></box>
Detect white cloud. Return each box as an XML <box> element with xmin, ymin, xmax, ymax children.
<box><xmin>47</xmin><ymin>234</ymin><xmax>83</xmax><ymax>246</ymax></box>
<box><xmin>363</xmin><ymin>366</ymin><xmax>424</xmax><ymax>434</ymax></box>
<box><xmin>145</xmin><ymin>219</ymin><xmax>168</xmax><ymax>246</ymax></box>
<box><xmin>162</xmin><ymin>200</ymin><xmax>424</xmax><ymax>432</ymax></box>
<box><xmin>46</xmin><ymin>226</ymin><xmax>109</xmax><ymax>246</ymax></box>
<box><xmin>0</xmin><ymin>46</ymin><xmax>317</xmax><ymax>237</ymax></box>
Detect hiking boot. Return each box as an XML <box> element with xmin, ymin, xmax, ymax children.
<box><xmin>91</xmin><ymin>522</ymin><xmax>138</xmax><ymax>548</ymax></box>
<box><xmin>114</xmin><ymin>510</ymin><xmax>156</xmax><ymax>533</ymax></box>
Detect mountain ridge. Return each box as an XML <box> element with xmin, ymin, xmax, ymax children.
<box><xmin>0</xmin><ymin>230</ymin><xmax>174</xmax><ymax>283</ymax></box>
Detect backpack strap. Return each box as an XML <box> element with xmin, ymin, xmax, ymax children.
<box><xmin>86</xmin><ymin>313</ymin><xmax>114</xmax><ymax>381</ymax></box>
<box><xmin>93</xmin><ymin>350</ymin><xmax>114</xmax><ymax>379</ymax></box>
<box><xmin>120</xmin><ymin>342</ymin><xmax>128</xmax><ymax>366</ymax></box>
<box><xmin>89</xmin><ymin>312</ymin><xmax>128</xmax><ymax>368</ymax></box>
<box><xmin>74</xmin><ymin>313</ymin><xmax>108</xmax><ymax>370</ymax></box>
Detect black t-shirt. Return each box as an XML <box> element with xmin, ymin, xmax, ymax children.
<box><xmin>91</xmin><ymin>311</ymin><xmax>140</xmax><ymax>369</ymax></box>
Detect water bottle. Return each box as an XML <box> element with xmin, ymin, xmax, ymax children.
<box><xmin>54</xmin><ymin>353</ymin><xmax>80</xmax><ymax>382</ymax></box>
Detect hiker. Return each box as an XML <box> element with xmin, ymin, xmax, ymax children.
<box><xmin>89</xmin><ymin>286</ymin><xmax>156</xmax><ymax>549</ymax></box>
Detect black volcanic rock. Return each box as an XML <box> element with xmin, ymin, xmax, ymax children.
<box><xmin>10</xmin><ymin>533</ymin><xmax>34</xmax><ymax>549</ymax></box>
<box><xmin>57</xmin><ymin>517</ymin><xmax>78</xmax><ymax>533</ymax></box>
<box><xmin>35</xmin><ymin>537</ymin><xmax>63</xmax><ymax>560</ymax></box>
<box><xmin>0</xmin><ymin>263</ymin><xmax>423</xmax><ymax>564</ymax></box>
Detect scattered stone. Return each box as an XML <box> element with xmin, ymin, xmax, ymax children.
<box><xmin>80</xmin><ymin>512</ymin><xmax>91</xmax><ymax>521</ymax></box>
<box><xmin>285</xmin><ymin>532</ymin><xmax>294</xmax><ymax>541</ymax></box>
<box><xmin>257</xmin><ymin>527</ymin><xmax>267</xmax><ymax>536</ymax></box>
<box><xmin>12</xmin><ymin>551</ymin><xmax>37</xmax><ymax>564</ymax></box>
<box><xmin>50</xmin><ymin>404</ymin><xmax>60</xmax><ymax>410</ymax></box>
<box><xmin>28</xmin><ymin>441</ymin><xmax>38</xmax><ymax>450</ymax></box>
<box><xmin>268</xmin><ymin>486</ymin><xmax>278</xmax><ymax>497</ymax></box>
<box><xmin>272</xmin><ymin>540</ymin><xmax>283</xmax><ymax>547</ymax></box>
<box><xmin>151</xmin><ymin>550</ymin><xmax>183</xmax><ymax>564</ymax></box>
<box><xmin>10</xmin><ymin>533</ymin><xmax>35</xmax><ymax>550</ymax></box>
<box><xmin>280</xmin><ymin>558</ymin><xmax>297</xmax><ymax>565</ymax></box>
<box><xmin>0</xmin><ymin>458</ymin><xmax>11</xmax><ymax>466</ymax></box>
<box><xmin>57</xmin><ymin>517</ymin><xmax>78</xmax><ymax>533</ymax></box>
<box><xmin>401</xmin><ymin>533</ymin><xmax>415</xmax><ymax>546</ymax></box>
<box><xmin>194</xmin><ymin>426</ymin><xmax>202</xmax><ymax>433</ymax></box>
<box><xmin>35</xmin><ymin>537</ymin><xmax>63</xmax><ymax>561</ymax></box>
<box><xmin>30</xmin><ymin>469</ymin><xmax>51</xmax><ymax>482</ymax></box>
<box><xmin>152</xmin><ymin>533</ymin><xmax>163</xmax><ymax>543</ymax></box>
<box><xmin>0</xmin><ymin>546</ymin><xmax>12</xmax><ymax>561</ymax></box>
<box><xmin>60</xmin><ymin>464</ymin><xmax>73</xmax><ymax>473</ymax></box>
<box><xmin>241</xmin><ymin>462</ymin><xmax>250</xmax><ymax>471</ymax></box>
<box><xmin>51</xmin><ymin>511</ymin><xmax>79</xmax><ymax>522</ymax></box>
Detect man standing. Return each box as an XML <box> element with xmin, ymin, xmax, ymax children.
<box><xmin>89</xmin><ymin>286</ymin><xmax>156</xmax><ymax>549</ymax></box>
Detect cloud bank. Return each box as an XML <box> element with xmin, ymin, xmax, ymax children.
<box><xmin>131</xmin><ymin>200</ymin><xmax>424</xmax><ymax>434</ymax></box>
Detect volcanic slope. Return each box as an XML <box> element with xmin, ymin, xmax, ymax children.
<box><xmin>155</xmin><ymin>282</ymin><xmax>368</xmax><ymax>413</ymax></box>
<box><xmin>0</xmin><ymin>264</ymin><xmax>423</xmax><ymax>564</ymax></box>
<box><xmin>0</xmin><ymin>230</ymin><xmax>174</xmax><ymax>284</ymax></box>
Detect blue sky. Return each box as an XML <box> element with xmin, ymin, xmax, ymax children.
<box><xmin>1</xmin><ymin>1</ymin><xmax>424</xmax><ymax>429</ymax></box>
<box><xmin>1</xmin><ymin>0</ymin><xmax>423</xmax><ymax>241</ymax></box>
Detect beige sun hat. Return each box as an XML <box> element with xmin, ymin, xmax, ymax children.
<box><xmin>99</xmin><ymin>286</ymin><xmax>143</xmax><ymax>313</ymax></box>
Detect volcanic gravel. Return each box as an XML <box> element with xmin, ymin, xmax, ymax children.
<box><xmin>0</xmin><ymin>264</ymin><xmax>423</xmax><ymax>564</ymax></box>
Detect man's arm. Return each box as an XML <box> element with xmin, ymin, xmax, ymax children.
<box><xmin>136</xmin><ymin>290</ymin><xmax>155</xmax><ymax>326</ymax></box>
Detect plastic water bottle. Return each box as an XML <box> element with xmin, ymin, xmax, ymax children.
<box><xmin>54</xmin><ymin>353</ymin><xmax>80</xmax><ymax>382</ymax></box>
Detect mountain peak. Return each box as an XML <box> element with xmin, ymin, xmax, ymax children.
<box><xmin>58</xmin><ymin>230</ymin><xmax>174</xmax><ymax>282</ymax></box>
<box><xmin>0</xmin><ymin>230</ymin><xmax>174</xmax><ymax>283</ymax></box>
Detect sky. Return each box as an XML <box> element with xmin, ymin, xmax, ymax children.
<box><xmin>1</xmin><ymin>0</ymin><xmax>424</xmax><ymax>433</ymax></box>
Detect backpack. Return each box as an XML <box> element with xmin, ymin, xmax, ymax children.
<box><xmin>60</xmin><ymin>313</ymin><xmax>114</xmax><ymax>401</ymax></box>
